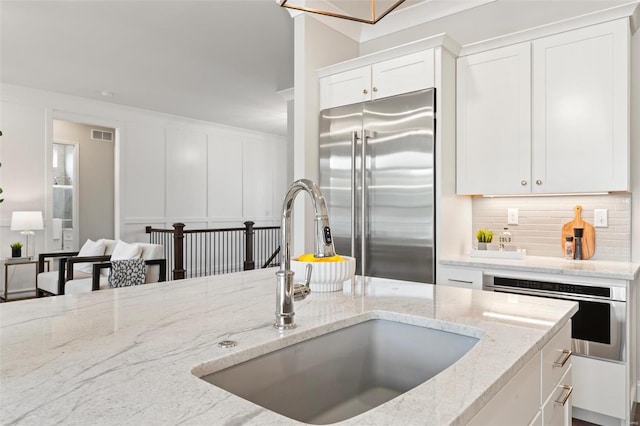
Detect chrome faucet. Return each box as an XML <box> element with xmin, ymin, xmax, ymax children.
<box><xmin>274</xmin><ymin>179</ymin><xmax>336</xmax><ymax>330</ymax></box>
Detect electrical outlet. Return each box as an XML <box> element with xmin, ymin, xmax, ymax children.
<box><xmin>507</xmin><ymin>208</ymin><xmax>519</xmax><ymax>225</ymax></box>
<box><xmin>594</xmin><ymin>209</ymin><xmax>608</xmax><ymax>228</ymax></box>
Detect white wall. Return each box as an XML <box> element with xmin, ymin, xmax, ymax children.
<box><xmin>0</xmin><ymin>83</ymin><xmax>288</xmax><ymax>294</ymax></box>
<box><xmin>292</xmin><ymin>15</ymin><xmax>359</xmax><ymax>255</ymax></box>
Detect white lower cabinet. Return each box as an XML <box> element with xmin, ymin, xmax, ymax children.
<box><xmin>571</xmin><ymin>355</ymin><xmax>626</xmax><ymax>420</ymax></box>
<box><xmin>542</xmin><ymin>366</ymin><xmax>573</xmax><ymax>426</ymax></box>
<box><xmin>469</xmin><ymin>322</ymin><xmax>572</xmax><ymax>425</ymax></box>
<box><xmin>437</xmin><ymin>266</ymin><xmax>483</xmax><ymax>290</ymax></box>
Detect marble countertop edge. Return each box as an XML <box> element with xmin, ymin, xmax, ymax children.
<box><xmin>441</xmin><ymin>254</ymin><xmax>640</xmax><ymax>280</ymax></box>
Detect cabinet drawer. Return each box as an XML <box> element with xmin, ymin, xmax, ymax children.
<box><xmin>542</xmin><ymin>366</ymin><xmax>573</xmax><ymax>426</ymax></box>
<box><xmin>572</xmin><ymin>355</ymin><xmax>625</xmax><ymax>418</ymax></box>
<box><xmin>541</xmin><ymin>321</ymin><xmax>572</xmax><ymax>399</ymax></box>
<box><xmin>437</xmin><ymin>266</ymin><xmax>483</xmax><ymax>290</ymax></box>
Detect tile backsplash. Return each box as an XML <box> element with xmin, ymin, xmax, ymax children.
<box><xmin>472</xmin><ymin>194</ymin><xmax>631</xmax><ymax>261</ymax></box>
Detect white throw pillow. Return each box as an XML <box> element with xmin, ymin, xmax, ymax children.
<box><xmin>74</xmin><ymin>239</ymin><xmax>107</xmax><ymax>274</ymax></box>
<box><xmin>102</xmin><ymin>241</ymin><xmax>142</xmax><ymax>276</ymax></box>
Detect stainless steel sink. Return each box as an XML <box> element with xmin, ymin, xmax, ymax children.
<box><xmin>199</xmin><ymin>319</ymin><xmax>479</xmax><ymax>424</ymax></box>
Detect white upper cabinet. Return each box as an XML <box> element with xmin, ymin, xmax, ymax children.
<box><xmin>319</xmin><ymin>66</ymin><xmax>372</xmax><ymax>111</ymax></box>
<box><xmin>320</xmin><ymin>50</ymin><xmax>434</xmax><ymax>110</ymax></box>
<box><xmin>457</xmin><ymin>43</ymin><xmax>532</xmax><ymax>195</ymax></box>
<box><xmin>531</xmin><ymin>19</ymin><xmax>629</xmax><ymax>193</ymax></box>
<box><xmin>456</xmin><ymin>19</ymin><xmax>630</xmax><ymax>195</ymax></box>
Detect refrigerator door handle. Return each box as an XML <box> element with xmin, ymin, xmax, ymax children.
<box><xmin>361</xmin><ymin>130</ymin><xmax>371</xmax><ymax>277</ymax></box>
<box><xmin>351</xmin><ymin>130</ymin><xmax>359</xmax><ymax>259</ymax></box>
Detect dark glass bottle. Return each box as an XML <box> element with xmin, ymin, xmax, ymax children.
<box><xmin>573</xmin><ymin>228</ymin><xmax>584</xmax><ymax>260</ymax></box>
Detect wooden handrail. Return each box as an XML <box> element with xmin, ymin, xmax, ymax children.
<box><xmin>146</xmin><ymin>222</ymin><xmax>280</xmax><ymax>280</ymax></box>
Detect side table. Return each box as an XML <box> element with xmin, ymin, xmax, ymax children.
<box><xmin>2</xmin><ymin>258</ymin><xmax>50</xmax><ymax>302</ymax></box>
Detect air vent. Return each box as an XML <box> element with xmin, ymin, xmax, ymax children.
<box><xmin>91</xmin><ymin>129</ymin><xmax>113</xmax><ymax>142</ymax></box>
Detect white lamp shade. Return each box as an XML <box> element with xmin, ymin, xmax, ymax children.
<box><xmin>10</xmin><ymin>211</ymin><xmax>44</xmax><ymax>231</ymax></box>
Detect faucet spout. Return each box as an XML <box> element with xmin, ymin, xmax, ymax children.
<box><xmin>274</xmin><ymin>179</ymin><xmax>336</xmax><ymax>330</ymax></box>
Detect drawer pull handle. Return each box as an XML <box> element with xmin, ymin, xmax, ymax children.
<box><xmin>554</xmin><ymin>385</ymin><xmax>573</xmax><ymax>406</ymax></box>
<box><xmin>553</xmin><ymin>349</ymin><xmax>572</xmax><ymax>368</ymax></box>
<box><xmin>447</xmin><ymin>279</ymin><xmax>473</xmax><ymax>284</ymax></box>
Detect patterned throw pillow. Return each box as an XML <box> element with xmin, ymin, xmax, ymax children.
<box><xmin>108</xmin><ymin>259</ymin><xmax>146</xmax><ymax>288</ymax></box>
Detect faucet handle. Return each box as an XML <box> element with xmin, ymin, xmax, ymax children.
<box><xmin>293</xmin><ymin>264</ymin><xmax>312</xmax><ymax>301</ymax></box>
<box><xmin>302</xmin><ymin>263</ymin><xmax>312</xmax><ymax>286</ymax></box>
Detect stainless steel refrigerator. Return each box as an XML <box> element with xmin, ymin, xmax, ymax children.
<box><xmin>319</xmin><ymin>88</ymin><xmax>435</xmax><ymax>283</ymax></box>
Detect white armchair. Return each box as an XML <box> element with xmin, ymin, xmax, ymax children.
<box><xmin>65</xmin><ymin>243</ymin><xmax>165</xmax><ymax>294</ymax></box>
<box><xmin>37</xmin><ymin>239</ymin><xmax>166</xmax><ymax>296</ymax></box>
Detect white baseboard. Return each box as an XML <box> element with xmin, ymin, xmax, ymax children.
<box><xmin>572</xmin><ymin>407</ymin><xmax>623</xmax><ymax>426</ymax></box>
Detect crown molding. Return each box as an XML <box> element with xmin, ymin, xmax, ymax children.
<box><xmin>460</xmin><ymin>1</ymin><xmax>640</xmax><ymax>57</ymax></box>
<box><xmin>316</xmin><ymin>33</ymin><xmax>460</xmax><ymax>78</ymax></box>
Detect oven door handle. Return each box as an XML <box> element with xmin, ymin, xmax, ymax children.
<box><xmin>491</xmin><ymin>286</ymin><xmax>623</xmax><ymax>303</ymax></box>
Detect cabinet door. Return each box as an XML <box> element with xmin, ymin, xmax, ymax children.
<box><xmin>371</xmin><ymin>50</ymin><xmax>434</xmax><ymax>100</ymax></box>
<box><xmin>319</xmin><ymin>66</ymin><xmax>371</xmax><ymax>110</ymax></box>
<box><xmin>532</xmin><ymin>19</ymin><xmax>629</xmax><ymax>193</ymax></box>
<box><xmin>468</xmin><ymin>351</ymin><xmax>541</xmax><ymax>426</ymax></box>
<box><xmin>456</xmin><ymin>43</ymin><xmax>532</xmax><ymax>195</ymax></box>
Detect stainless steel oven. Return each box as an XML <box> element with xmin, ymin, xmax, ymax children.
<box><xmin>483</xmin><ymin>275</ymin><xmax>627</xmax><ymax>362</ymax></box>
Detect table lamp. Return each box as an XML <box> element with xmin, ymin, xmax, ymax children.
<box><xmin>10</xmin><ymin>211</ymin><xmax>44</xmax><ymax>259</ymax></box>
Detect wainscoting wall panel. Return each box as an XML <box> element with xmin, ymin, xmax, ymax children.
<box><xmin>165</xmin><ymin>128</ymin><xmax>208</xmax><ymax>220</ymax></box>
<box><xmin>124</xmin><ymin>121</ymin><xmax>166</xmax><ymax>220</ymax></box>
<box><xmin>208</xmin><ymin>131</ymin><xmax>243</xmax><ymax>219</ymax></box>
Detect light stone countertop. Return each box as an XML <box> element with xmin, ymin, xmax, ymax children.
<box><xmin>1</xmin><ymin>268</ymin><xmax>577</xmax><ymax>425</ymax></box>
<box><xmin>441</xmin><ymin>255</ymin><xmax>640</xmax><ymax>281</ymax></box>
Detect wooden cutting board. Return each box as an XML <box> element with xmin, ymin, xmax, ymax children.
<box><xmin>561</xmin><ymin>205</ymin><xmax>595</xmax><ymax>260</ymax></box>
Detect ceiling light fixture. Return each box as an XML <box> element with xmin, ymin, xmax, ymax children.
<box><xmin>280</xmin><ymin>0</ymin><xmax>406</xmax><ymax>24</ymax></box>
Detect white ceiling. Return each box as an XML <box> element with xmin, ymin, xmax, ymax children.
<box><xmin>1</xmin><ymin>0</ymin><xmax>295</xmax><ymax>136</ymax></box>
<box><xmin>1</xmin><ymin>1</ymin><xmax>634</xmax><ymax>137</ymax></box>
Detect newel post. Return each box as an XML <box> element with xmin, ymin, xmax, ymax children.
<box><xmin>173</xmin><ymin>223</ymin><xmax>186</xmax><ymax>280</ymax></box>
<box><xmin>243</xmin><ymin>221</ymin><xmax>255</xmax><ymax>271</ymax></box>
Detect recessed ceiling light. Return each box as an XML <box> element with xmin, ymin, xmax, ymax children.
<box><xmin>101</xmin><ymin>90</ymin><xmax>114</xmax><ymax>97</ymax></box>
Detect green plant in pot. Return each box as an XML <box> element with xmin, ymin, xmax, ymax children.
<box><xmin>10</xmin><ymin>241</ymin><xmax>23</xmax><ymax>258</ymax></box>
<box><xmin>476</xmin><ymin>228</ymin><xmax>494</xmax><ymax>250</ymax></box>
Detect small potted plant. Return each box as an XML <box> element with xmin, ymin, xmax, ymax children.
<box><xmin>476</xmin><ymin>228</ymin><xmax>493</xmax><ymax>250</ymax></box>
<box><xmin>10</xmin><ymin>241</ymin><xmax>23</xmax><ymax>258</ymax></box>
